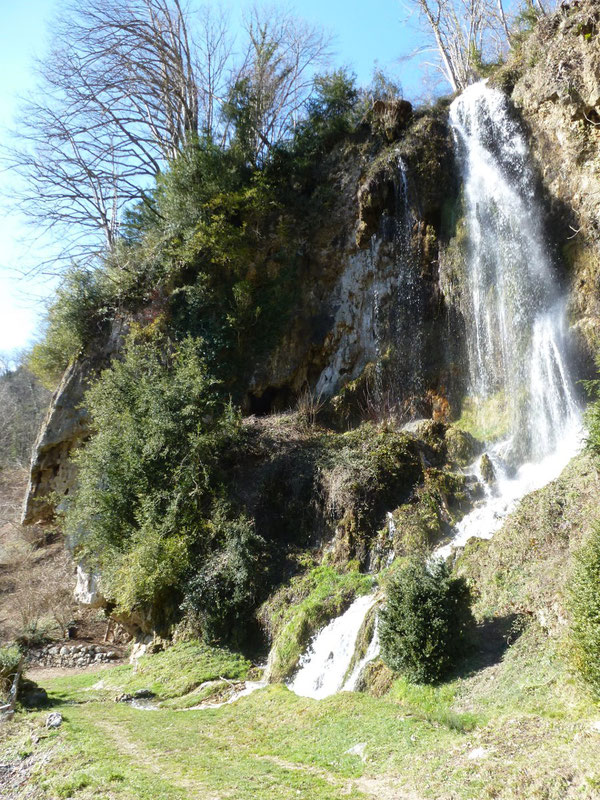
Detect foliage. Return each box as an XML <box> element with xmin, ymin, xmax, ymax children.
<box><xmin>569</xmin><ymin>524</ymin><xmax>600</xmax><ymax>696</ymax></box>
<box><xmin>571</xmin><ymin>360</ymin><xmax>600</xmax><ymax>693</ymax></box>
<box><xmin>0</xmin><ymin>644</ymin><xmax>22</xmax><ymax>699</ymax></box>
<box><xmin>181</xmin><ymin>507</ymin><xmax>270</xmax><ymax>647</ymax></box>
<box><xmin>28</xmin><ymin>267</ymin><xmax>114</xmax><ymax>388</ymax></box>
<box><xmin>380</xmin><ymin>557</ymin><xmax>473</xmax><ymax>683</ymax></box>
<box><xmin>64</xmin><ymin>328</ymin><xmax>242</xmax><ymax>627</ymax></box>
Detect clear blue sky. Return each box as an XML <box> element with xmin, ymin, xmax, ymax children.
<box><xmin>0</xmin><ymin>0</ymin><xmax>434</xmax><ymax>358</ymax></box>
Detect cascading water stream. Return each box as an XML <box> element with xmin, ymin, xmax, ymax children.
<box><xmin>286</xmin><ymin>82</ymin><xmax>583</xmax><ymax>700</ymax></box>
<box><xmin>287</xmin><ymin>593</ymin><xmax>377</xmax><ymax>699</ymax></box>
<box><xmin>436</xmin><ymin>81</ymin><xmax>582</xmax><ymax>558</ymax></box>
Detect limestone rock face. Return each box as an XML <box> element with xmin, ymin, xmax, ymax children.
<box><xmin>22</xmin><ymin>323</ymin><xmax>124</xmax><ymax>525</ymax></box>
<box><xmin>371</xmin><ymin>98</ymin><xmax>413</xmax><ymax>142</ymax></box>
<box><xmin>504</xmin><ymin>0</ymin><xmax>600</xmax><ymax>356</ymax></box>
<box><xmin>21</xmin><ymin>109</ymin><xmax>459</xmax><ymax>530</ymax></box>
<box><xmin>74</xmin><ymin>563</ymin><xmax>106</xmax><ymax>609</ymax></box>
<box><xmin>21</xmin><ymin>360</ymin><xmax>91</xmax><ymax>525</ymax></box>
<box><xmin>246</xmin><ymin>110</ymin><xmax>460</xmax><ymax>417</ymax></box>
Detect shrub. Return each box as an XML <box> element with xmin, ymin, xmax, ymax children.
<box><xmin>29</xmin><ymin>267</ymin><xmax>114</xmax><ymax>388</ymax></box>
<box><xmin>380</xmin><ymin>557</ymin><xmax>473</xmax><ymax>684</ymax></box>
<box><xmin>569</xmin><ymin>524</ymin><xmax>600</xmax><ymax>696</ymax></box>
<box><xmin>0</xmin><ymin>644</ymin><xmax>22</xmax><ymax>699</ymax></box>
<box><xmin>182</xmin><ymin>507</ymin><xmax>270</xmax><ymax>648</ymax></box>
<box><xmin>65</xmin><ymin>328</ymin><xmax>242</xmax><ymax>625</ymax></box>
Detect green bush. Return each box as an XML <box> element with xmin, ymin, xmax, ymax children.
<box><xmin>65</xmin><ymin>327</ymin><xmax>242</xmax><ymax>627</ymax></box>
<box><xmin>380</xmin><ymin>558</ymin><xmax>473</xmax><ymax>684</ymax></box>
<box><xmin>0</xmin><ymin>644</ymin><xmax>22</xmax><ymax>699</ymax></box>
<box><xmin>569</xmin><ymin>524</ymin><xmax>600</xmax><ymax>696</ymax></box>
<box><xmin>29</xmin><ymin>267</ymin><xmax>114</xmax><ymax>388</ymax></box>
<box><xmin>182</xmin><ymin>506</ymin><xmax>270</xmax><ymax>647</ymax></box>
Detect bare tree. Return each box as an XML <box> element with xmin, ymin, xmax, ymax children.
<box><xmin>4</xmin><ymin>1</ymin><xmax>332</xmax><ymax>268</ymax></box>
<box><xmin>0</xmin><ymin>358</ymin><xmax>50</xmax><ymax>469</ymax></box>
<box><xmin>5</xmin><ymin>0</ymin><xmax>202</xmax><ymax>267</ymax></box>
<box><xmin>403</xmin><ymin>0</ymin><xmax>518</xmax><ymax>92</ymax></box>
<box><xmin>225</xmin><ymin>5</ymin><xmax>332</xmax><ymax>165</ymax></box>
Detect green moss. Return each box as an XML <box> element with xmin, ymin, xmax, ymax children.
<box><xmin>261</xmin><ymin>565</ymin><xmax>374</xmax><ymax>682</ymax></box>
<box><xmin>444</xmin><ymin>425</ymin><xmax>483</xmax><ymax>467</ymax></box>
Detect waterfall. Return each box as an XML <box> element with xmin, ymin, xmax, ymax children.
<box><xmin>435</xmin><ymin>81</ymin><xmax>582</xmax><ymax>559</ymax></box>
<box><xmin>287</xmin><ymin>594</ymin><xmax>377</xmax><ymax>699</ymax></box>
<box><xmin>449</xmin><ymin>81</ymin><xmax>580</xmax><ymax>464</ymax></box>
<box><xmin>286</xmin><ymin>82</ymin><xmax>584</xmax><ymax>700</ymax></box>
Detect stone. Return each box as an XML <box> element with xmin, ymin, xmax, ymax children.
<box><xmin>372</xmin><ymin>99</ymin><xmax>413</xmax><ymax>141</ymax></box>
<box><xmin>480</xmin><ymin>454</ymin><xmax>496</xmax><ymax>484</ymax></box>
<box><xmin>445</xmin><ymin>427</ymin><xmax>483</xmax><ymax>467</ymax></box>
<box><xmin>74</xmin><ymin>564</ymin><xmax>106</xmax><ymax>609</ymax></box>
<box><xmin>133</xmin><ymin>689</ymin><xmax>155</xmax><ymax>699</ymax></box>
<box><xmin>46</xmin><ymin>712</ymin><xmax>63</xmax><ymax>729</ymax></box>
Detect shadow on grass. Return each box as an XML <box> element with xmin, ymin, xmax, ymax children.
<box><xmin>451</xmin><ymin>613</ymin><xmax>526</xmax><ymax>680</ymax></box>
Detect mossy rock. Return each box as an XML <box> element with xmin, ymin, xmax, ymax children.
<box><xmin>480</xmin><ymin>454</ymin><xmax>496</xmax><ymax>484</ymax></box>
<box><xmin>444</xmin><ymin>426</ymin><xmax>483</xmax><ymax>467</ymax></box>
<box><xmin>358</xmin><ymin>658</ymin><xmax>395</xmax><ymax>697</ymax></box>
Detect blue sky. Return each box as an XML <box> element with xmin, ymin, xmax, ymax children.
<box><xmin>0</xmin><ymin>0</ymin><xmax>434</xmax><ymax>357</ymax></box>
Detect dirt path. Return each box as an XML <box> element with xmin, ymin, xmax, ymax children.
<box><xmin>95</xmin><ymin>716</ymin><xmax>218</xmax><ymax>798</ymax></box>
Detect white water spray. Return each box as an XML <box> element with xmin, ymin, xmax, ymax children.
<box><xmin>436</xmin><ymin>82</ymin><xmax>582</xmax><ymax>558</ymax></box>
<box><xmin>287</xmin><ymin>594</ymin><xmax>377</xmax><ymax>699</ymax></box>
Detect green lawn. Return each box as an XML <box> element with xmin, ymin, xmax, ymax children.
<box><xmin>2</xmin><ymin>624</ymin><xmax>600</xmax><ymax>800</ymax></box>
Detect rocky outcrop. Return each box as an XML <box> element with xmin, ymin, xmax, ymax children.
<box><xmin>21</xmin><ymin>360</ymin><xmax>91</xmax><ymax>524</ymax></box>
<box><xmin>22</xmin><ymin>324</ymin><xmax>124</xmax><ymax>525</ymax></box>
<box><xmin>246</xmin><ymin>109</ymin><xmax>460</xmax><ymax>416</ymax></box>
<box><xmin>499</xmin><ymin>0</ymin><xmax>600</xmax><ymax>355</ymax></box>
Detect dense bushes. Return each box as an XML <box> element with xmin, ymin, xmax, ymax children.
<box><xmin>65</xmin><ymin>327</ymin><xmax>243</xmax><ymax>630</ymax></box>
<box><xmin>29</xmin><ymin>268</ymin><xmax>116</xmax><ymax>389</ymax></box>
<box><xmin>380</xmin><ymin>558</ymin><xmax>473</xmax><ymax>684</ymax></box>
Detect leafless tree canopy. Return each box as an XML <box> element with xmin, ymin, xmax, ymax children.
<box><xmin>0</xmin><ymin>357</ymin><xmax>50</xmax><ymax>469</ymax></box>
<box><xmin>404</xmin><ymin>0</ymin><xmax>557</xmax><ymax>93</ymax></box>
<box><xmin>227</xmin><ymin>6</ymin><xmax>331</xmax><ymax>164</ymax></box>
<box><xmin>4</xmin><ymin>0</ymin><xmax>330</xmax><ymax>270</ymax></box>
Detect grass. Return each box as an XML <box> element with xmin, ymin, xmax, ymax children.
<box><xmin>2</xmin><ymin>617</ymin><xmax>600</xmax><ymax>800</ymax></box>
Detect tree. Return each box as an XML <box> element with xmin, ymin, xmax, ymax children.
<box><xmin>380</xmin><ymin>557</ymin><xmax>473</xmax><ymax>683</ymax></box>
<box><xmin>0</xmin><ymin>357</ymin><xmax>50</xmax><ymax>468</ymax></box>
<box><xmin>224</xmin><ymin>6</ymin><xmax>331</xmax><ymax>166</ymax></box>
<box><xmin>6</xmin><ymin>0</ymin><xmax>204</xmax><ymax>266</ymax></box>
<box><xmin>401</xmin><ymin>0</ymin><xmax>554</xmax><ymax>92</ymax></box>
<box><xmin>5</xmin><ymin>1</ymin><xmax>332</xmax><ymax>268</ymax></box>
<box><xmin>405</xmin><ymin>0</ymin><xmax>500</xmax><ymax>92</ymax></box>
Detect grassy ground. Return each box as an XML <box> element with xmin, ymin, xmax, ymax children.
<box><xmin>2</xmin><ymin>617</ymin><xmax>600</xmax><ymax>800</ymax></box>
